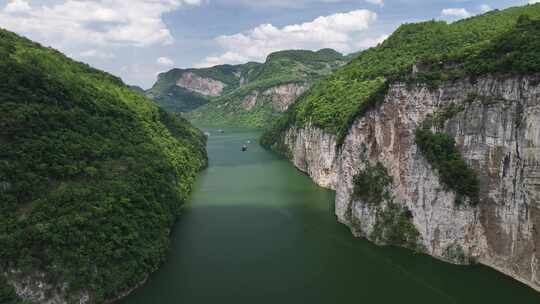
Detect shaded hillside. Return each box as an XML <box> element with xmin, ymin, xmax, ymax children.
<box><xmin>0</xmin><ymin>28</ymin><xmax>207</xmax><ymax>303</ymax></box>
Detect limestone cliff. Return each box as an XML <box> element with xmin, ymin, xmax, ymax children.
<box><xmin>263</xmin><ymin>83</ymin><xmax>308</xmax><ymax>112</ymax></box>
<box><xmin>176</xmin><ymin>72</ymin><xmax>226</xmax><ymax>97</ymax></box>
<box><xmin>279</xmin><ymin>75</ymin><xmax>540</xmax><ymax>291</ymax></box>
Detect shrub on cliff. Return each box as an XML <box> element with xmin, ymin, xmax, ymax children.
<box><xmin>353</xmin><ymin>162</ymin><xmax>393</xmax><ymax>205</ymax></box>
<box><xmin>415</xmin><ymin>128</ymin><xmax>480</xmax><ymax>205</ymax></box>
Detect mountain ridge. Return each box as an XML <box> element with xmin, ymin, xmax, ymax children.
<box><xmin>147</xmin><ymin>48</ymin><xmax>351</xmax><ymax>127</ymax></box>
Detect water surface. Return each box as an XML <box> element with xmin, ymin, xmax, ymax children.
<box><xmin>123</xmin><ymin>129</ymin><xmax>540</xmax><ymax>304</ymax></box>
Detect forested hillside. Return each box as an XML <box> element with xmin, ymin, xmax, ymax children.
<box><xmin>262</xmin><ymin>3</ymin><xmax>540</xmax><ymax>147</ymax></box>
<box><xmin>0</xmin><ymin>28</ymin><xmax>207</xmax><ymax>303</ymax></box>
<box><xmin>150</xmin><ymin>48</ymin><xmax>348</xmax><ymax>128</ymax></box>
<box><xmin>147</xmin><ymin>62</ymin><xmax>262</xmax><ymax>112</ymax></box>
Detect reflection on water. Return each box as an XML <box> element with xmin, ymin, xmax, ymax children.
<box><xmin>122</xmin><ymin>129</ymin><xmax>540</xmax><ymax>304</ymax></box>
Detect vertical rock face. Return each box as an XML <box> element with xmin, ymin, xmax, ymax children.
<box><xmin>263</xmin><ymin>83</ymin><xmax>308</xmax><ymax>112</ymax></box>
<box><xmin>176</xmin><ymin>72</ymin><xmax>226</xmax><ymax>97</ymax></box>
<box><xmin>242</xmin><ymin>91</ymin><xmax>259</xmax><ymax>111</ymax></box>
<box><xmin>284</xmin><ymin>126</ymin><xmax>338</xmax><ymax>189</ymax></box>
<box><xmin>281</xmin><ymin>75</ymin><xmax>540</xmax><ymax>291</ymax></box>
<box><xmin>240</xmin><ymin>83</ymin><xmax>308</xmax><ymax>112</ymax></box>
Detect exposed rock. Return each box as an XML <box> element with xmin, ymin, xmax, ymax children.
<box><xmin>263</xmin><ymin>83</ymin><xmax>307</xmax><ymax>112</ymax></box>
<box><xmin>7</xmin><ymin>271</ymin><xmax>90</xmax><ymax>304</ymax></box>
<box><xmin>242</xmin><ymin>91</ymin><xmax>259</xmax><ymax>111</ymax></box>
<box><xmin>284</xmin><ymin>126</ymin><xmax>338</xmax><ymax>189</ymax></box>
<box><xmin>280</xmin><ymin>75</ymin><xmax>540</xmax><ymax>292</ymax></box>
<box><xmin>176</xmin><ymin>72</ymin><xmax>225</xmax><ymax>97</ymax></box>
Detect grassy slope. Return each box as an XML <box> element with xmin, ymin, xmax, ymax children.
<box><xmin>185</xmin><ymin>49</ymin><xmax>347</xmax><ymax>128</ymax></box>
<box><xmin>0</xmin><ymin>29</ymin><xmax>207</xmax><ymax>303</ymax></box>
<box><xmin>261</xmin><ymin>4</ymin><xmax>540</xmax><ymax>147</ymax></box>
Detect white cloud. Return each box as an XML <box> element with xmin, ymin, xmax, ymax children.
<box><xmin>355</xmin><ymin>34</ymin><xmax>388</xmax><ymax>50</ymax></box>
<box><xmin>479</xmin><ymin>4</ymin><xmax>492</xmax><ymax>12</ymax></box>
<box><xmin>530</xmin><ymin>0</ymin><xmax>540</xmax><ymax>3</ymax></box>
<box><xmin>0</xmin><ymin>0</ymin><xmax>201</xmax><ymax>48</ymax></box>
<box><xmin>441</xmin><ymin>8</ymin><xmax>471</xmax><ymax>19</ymax></box>
<box><xmin>3</xmin><ymin>0</ymin><xmax>31</xmax><ymax>14</ymax></box>
<box><xmin>196</xmin><ymin>9</ymin><xmax>379</xmax><ymax>67</ymax></box>
<box><xmin>365</xmin><ymin>0</ymin><xmax>384</xmax><ymax>6</ymax></box>
<box><xmin>79</xmin><ymin>49</ymin><xmax>115</xmax><ymax>59</ymax></box>
<box><xmin>157</xmin><ymin>56</ymin><xmax>175</xmax><ymax>66</ymax></box>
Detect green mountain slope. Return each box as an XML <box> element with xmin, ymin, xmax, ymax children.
<box><xmin>262</xmin><ymin>3</ymin><xmax>540</xmax><ymax>147</ymax></box>
<box><xmin>147</xmin><ymin>62</ymin><xmax>262</xmax><ymax>112</ymax></box>
<box><xmin>147</xmin><ymin>48</ymin><xmax>348</xmax><ymax>128</ymax></box>
<box><xmin>0</xmin><ymin>29</ymin><xmax>207</xmax><ymax>303</ymax></box>
<box><xmin>185</xmin><ymin>49</ymin><xmax>348</xmax><ymax>128</ymax></box>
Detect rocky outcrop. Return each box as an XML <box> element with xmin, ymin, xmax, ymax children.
<box><xmin>239</xmin><ymin>83</ymin><xmax>308</xmax><ymax>113</ymax></box>
<box><xmin>263</xmin><ymin>83</ymin><xmax>307</xmax><ymax>112</ymax></box>
<box><xmin>284</xmin><ymin>126</ymin><xmax>338</xmax><ymax>189</ymax></box>
<box><xmin>6</xmin><ymin>271</ymin><xmax>90</xmax><ymax>304</ymax></box>
<box><xmin>242</xmin><ymin>91</ymin><xmax>258</xmax><ymax>111</ymax></box>
<box><xmin>280</xmin><ymin>75</ymin><xmax>540</xmax><ymax>291</ymax></box>
<box><xmin>176</xmin><ymin>72</ymin><xmax>225</xmax><ymax>97</ymax></box>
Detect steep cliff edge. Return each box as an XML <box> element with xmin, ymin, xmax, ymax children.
<box><xmin>280</xmin><ymin>76</ymin><xmax>540</xmax><ymax>290</ymax></box>
<box><xmin>262</xmin><ymin>4</ymin><xmax>540</xmax><ymax>292</ymax></box>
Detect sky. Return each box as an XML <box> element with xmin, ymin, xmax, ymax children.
<box><xmin>0</xmin><ymin>0</ymin><xmax>537</xmax><ymax>88</ymax></box>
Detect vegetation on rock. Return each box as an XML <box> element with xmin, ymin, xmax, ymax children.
<box><xmin>415</xmin><ymin>127</ymin><xmax>479</xmax><ymax>205</ymax></box>
<box><xmin>371</xmin><ymin>202</ymin><xmax>422</xmax><ymax>251</ymax></box>
<box><xmin>262</xmin><ymin>4</ymin><xmax>540</xmax><ymax>148</ymax></box>
<box><xmin>352</xmin><ymin>162</ymin><xmax>422</xmax><ymax>251</ymax></box>
<box><xmin>0</xmin><ymin>276</ymin><xmax>24</xmax><ymax>304</ymax></box>
<box><xmin>352</xmin><ymin>162</ymin><xmax>393</xmax><ymax>205</ymax></box>
<box><xmin>0</xmin><ymin>28</ymin><xmax>207</xmax><ymax>302</ymax></box>
<box><xmin>177</xmin><ymin>49</ymin><xmax>348</xmax><ymax>128</ymax></box>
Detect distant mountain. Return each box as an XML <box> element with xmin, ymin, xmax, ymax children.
<box><xmin>128</xmin><ymin>85</ymin><xmax>145</xmax><ymax>94</ymax></box>
<box><xmin>147</xmin><ymin>62</ymin><xmax>261</xmax><ymax>112</ymax></box>
<box><xmin>148</xmin><ymin>48</ymin><xmax>350</xmax><ymax>127</ymax></box>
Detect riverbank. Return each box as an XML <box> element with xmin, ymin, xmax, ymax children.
<box><xmin>121</xmin><ymin>129</ymin><xmax>540</xmax><ymax>304</ymax></box>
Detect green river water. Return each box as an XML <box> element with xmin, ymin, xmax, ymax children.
<box><xmin>122</xmin><ymin>129</ymin><xmax>540</xmax><ymax>304</ymax></box>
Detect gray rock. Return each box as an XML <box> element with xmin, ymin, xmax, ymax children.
<box><xmin>176</xmin><ymin>72</ymin><xmax>226</xmax><ymax>97</ymax></box>
<box><xmin>281</xmin><ymin>75</ymin><xmax>540</xmax><ymax>292</ymax></box>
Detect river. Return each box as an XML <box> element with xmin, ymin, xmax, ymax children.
<box><xmin>122</xmin><ymin>129</ymin><xmax>540</xmax><ymax>304</ymax></box>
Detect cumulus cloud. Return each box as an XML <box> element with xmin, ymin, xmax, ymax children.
<box><xmin>530</xmin><ymin>0</ymin><xmax>540</xmax><ymax>3</ymax></box>
<box><xmin>196</xmin><ymin>9</ymin><xmax>380</xmax><ymax>67</ymax></box>
<box><xmin>479</xmin><ymin>4</ymin><xmax>492</xmax><ymax>12</ymax></box>
<box><xmin>157</xmin><ymin>56</ymin><xmax>175</xmax><ymax>66</ymax></box>
<box><xmin>0</xmin><ymin>0</ymin><xmax>201</xmax><ymax>48</ymax></box>
<box><xmin>355</xmin><ymin>34</ymin><xmax>388</xmax><ymax>50</ymax></box>
<box><xmin>79</xmin><ymin>49</ymin><xmax>115</xmax><ymax>59</ymax></box>
<box><xmin>3</xmin><ymin>0</ymin><xmax>31</xmax><ymax>13</ymax></box>
<box><xmin>365</xmin><ymin>0</ymin><xmax>384</xmax><ymax>6</ymax></box>
<box><xmin>441</xmin><ymin>8</ymin><xmax>471</xmax><ymax>19</ymax></box>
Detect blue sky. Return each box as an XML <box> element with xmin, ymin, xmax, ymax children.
<box><xmin>0</xmin><ymin>0</ymin><xmax>535</xmax><ymax>88</ymax></box>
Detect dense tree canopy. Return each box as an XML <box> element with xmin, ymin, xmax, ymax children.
<box><xmin>0</xmin><ymin>28</ymin><xmax>207</xmax><ymax>302</ymax></box>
